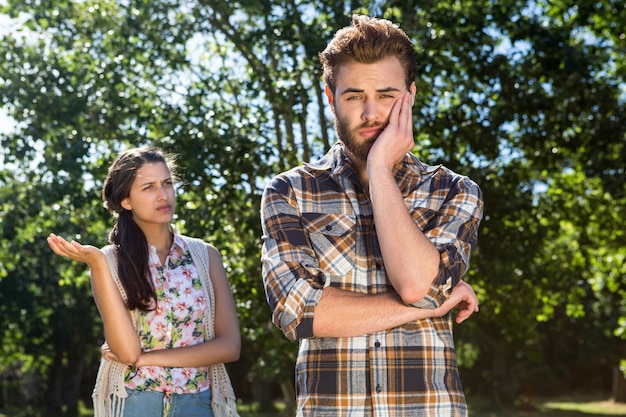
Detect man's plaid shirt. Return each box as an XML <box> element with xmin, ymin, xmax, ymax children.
<box><xmin>261</xmin><ymin>143</ymin><xmax>484</xmax><ymax>416</ymax></box>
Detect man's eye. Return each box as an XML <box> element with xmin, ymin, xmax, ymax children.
<box><xmin>346</xmin><ymin>95</ymin><xmax>362</xmax><ymax>101</ymax></box>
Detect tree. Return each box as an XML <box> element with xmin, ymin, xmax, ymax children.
<box><xmin>0</xmin><ymin>0</ymin><xmax>624</xmax><ymax>412</ymax></box>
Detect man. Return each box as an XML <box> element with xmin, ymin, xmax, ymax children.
<box><xmin>261</xmin><ymin>14</ymin><xmax>484</xmax><ymax>416</ymax></box>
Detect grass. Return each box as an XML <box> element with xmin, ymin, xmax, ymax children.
<box><xmin>540</xmin><ymin>395</ymin><xmax>626</xmax><ymax>415</ymax></box>
<box><xmin>1</xmin><ymin>394</ymin><xmax>625</xmax><ymax>416</ymax></box>
<box><xmin>470</xmin><ymin>393</ymin><xmax>626</xmax><ymax>417</ymax></box>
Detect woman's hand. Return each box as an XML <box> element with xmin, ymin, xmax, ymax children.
<box><xmin>47</xmin><ymin>233</ymin><xmax>105</xmax><ymax>267</ymax></box>
<box><xmin>48</xmin><ymin>233</ymin><xmax>142</xmax><ymax>363</ymax></box>
<box><xmin>101</xmin><ymin>342</ymin><xmax>119</xmax><ymax>362</ymax></box>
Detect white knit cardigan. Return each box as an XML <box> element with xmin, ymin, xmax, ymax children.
<box><xmin>91</xmin><ymin>235</ymin><xmax>238</xmax><ymax>417</ymax></box>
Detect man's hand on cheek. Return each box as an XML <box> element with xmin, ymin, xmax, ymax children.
<box><xmin>368</xmin><ymin>92</ymin><xmax>415</xmax><ymax>170</ymax></box>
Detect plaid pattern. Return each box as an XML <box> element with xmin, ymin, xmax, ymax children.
<box><xmin>261</xmin><ymin>143</ymin><xmax>483</xmax><ymax>416</ymax></box>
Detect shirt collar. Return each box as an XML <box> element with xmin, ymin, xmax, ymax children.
<box><xmin>305</xmin><ymin>141</ymin><xmax>442</xmax><ymax>182</ymax></box>
<box><xmin>395</xmin><ymin>152</ymin><xmax>443</xmax><ymax>180</ymax></box>
<box><xmin>172</xmin><ymin>231</ymin><xmax>186</xmax><ymax>251</ymax></box>
<box><xmin>304</xmin><ymin>142</ymin><xmax>347</xmax><ymax>175</ymax></box>
<box><xmin>148</xmin><ymin>229</ymin><xmax>185</xmax><ymax>256</ymax></box>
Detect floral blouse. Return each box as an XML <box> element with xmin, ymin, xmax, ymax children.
<box><xmin>125</xmin><ymin>233</ymin><xmax>210</xmax><ymax>402</ymax></box>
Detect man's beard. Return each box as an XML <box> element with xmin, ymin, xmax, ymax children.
<box><xmin>335</xmin><ymin>114</ymin><xmax>382</xmax><ymax>162</ymax></box>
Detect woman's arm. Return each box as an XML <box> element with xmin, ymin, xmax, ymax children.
<box><xmin>47</xmin><ymin>234</ymin><xmax>141</xmax><ymax>364</ymax></box>
<box><xmin>134</xmin><ymin>243</ymin><xmax>241</xmax><ymax>368</ymax></box>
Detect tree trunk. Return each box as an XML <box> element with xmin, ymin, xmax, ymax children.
<box><xmin>280</xmin><ymin>379</ymin><xmax>296</xmax><ymax>417</ymax></box>
<box><xmin>251</xmin><ymin>374</ymin><xmax>274</xmax><ymax>412</ymax></box>
<box><xmin>613</xmin><ymin>367</ymin><xmax>626</xmax><ymax>403</ymax></box>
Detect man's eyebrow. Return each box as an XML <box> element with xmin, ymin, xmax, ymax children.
<box><xmin>377</xmin><ymin>87</ymin><xmax>403</xmax><ymax>93</ymax></box>
<box><xmin>338</xmin><ymin>87</ymin><xmax>403</xmax><ymax>95</ymax></box>
<box><xmin>338</xmin><ymin>87</ymin><xmax>363</xmax><ymax>95</ymax></box>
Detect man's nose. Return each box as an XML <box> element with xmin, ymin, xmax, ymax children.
<box><xmin>361</xmin><ymin>98</ymin><xmax>380</xmax><ymax>122</ymax></box>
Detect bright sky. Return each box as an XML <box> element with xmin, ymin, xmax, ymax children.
<box><xmin>0</xmin><ymin>108</ymin><xmax>15</xmax><ymax>134</ymax></box>
<box><xmin>0</xmin><ymin>9</ymin><xmax>30</xmax><ymax>135</ymax></box>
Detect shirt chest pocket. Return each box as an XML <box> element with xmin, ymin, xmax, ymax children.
<box><xmin>302</xmin><ymin>213</ymin><xmax>356</xmax><ymax>277</ymax></box>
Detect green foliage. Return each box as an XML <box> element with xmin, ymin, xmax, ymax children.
<box><xmin>0</xmin><ymin>0</ymin><xmax>625</xmax><ymax>411</ymax></box>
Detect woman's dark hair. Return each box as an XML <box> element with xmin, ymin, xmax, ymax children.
<box><xmin>102</xmin><ymin>146</ymin><xmax>178</xmax><ymax>311</ymax></box>
<box><xmin>319</xmin><ymin>14</ymin><xmax>418</xmax><ymax>94</ymax></box>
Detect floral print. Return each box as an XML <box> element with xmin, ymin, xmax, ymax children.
<box><xmin>125</xmin><ymin>234</ymin><xmax>210</xmax><ymax>401</ymax></box>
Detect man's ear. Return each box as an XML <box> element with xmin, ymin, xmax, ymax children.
<box><xmin>409</xmin><ymin>82</ymin><xmax>416</xmax><ymax>106</ymax></box>
<box><xmin>325</xmin><ymin>85</ymin><xmax>336</xmax><ymax>114</ymax></box>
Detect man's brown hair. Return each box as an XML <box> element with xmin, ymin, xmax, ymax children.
<box><xmin>319</xmin><ymin>14</ymin><xmax>418</xmax><ymax>94</ymax></box>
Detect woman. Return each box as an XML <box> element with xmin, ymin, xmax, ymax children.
<box><xmin>48</xmin><ymin>146</ymin><xmax>240</xmax><ymax>417</ymax></box>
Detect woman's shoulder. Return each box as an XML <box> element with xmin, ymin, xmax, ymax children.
<box><xmin>179</xmin><ymin>234</ymin><xmax>220</xmax><ymax>256</ymax></box>
<box><xmin>100</xmin><ymin>244</ymin><xmax>116</xmax><ymax>256</ymax></box>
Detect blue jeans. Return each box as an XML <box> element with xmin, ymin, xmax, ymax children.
<box><xmin>122</xmin><ymin>387</ymin><xmax>213</xmax><ymax>417</ymax></box>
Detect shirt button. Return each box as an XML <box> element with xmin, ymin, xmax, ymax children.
<box><xmin>325</xmin><ymin>224</ymin><xmax>332</xmax><ymax>231</ymax></box>
<box><xmin>376</xmin><ymin>384</ymin><xmax>382</xmax><ymax>393</ymax></box>
<box><xmin>374</xmin><ymin>341</ymin><xmax>381</xmax><ymax>348</ymax></box>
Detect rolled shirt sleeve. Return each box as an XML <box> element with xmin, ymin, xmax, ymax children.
<box><xmin>261</xmin><ymin>175</ymin><xmax>327</xmax><ymax>340</ymax></box>
<box><xmin>393</xmin><ymin>162</ymin><xmax>483</xmax><ymax>309</ymax></box>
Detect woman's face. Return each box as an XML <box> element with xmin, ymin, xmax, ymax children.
<box><xmin>120</xmin><ymin>162</ymin><xmax>176</xmax><ymax>228</ymax></box>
